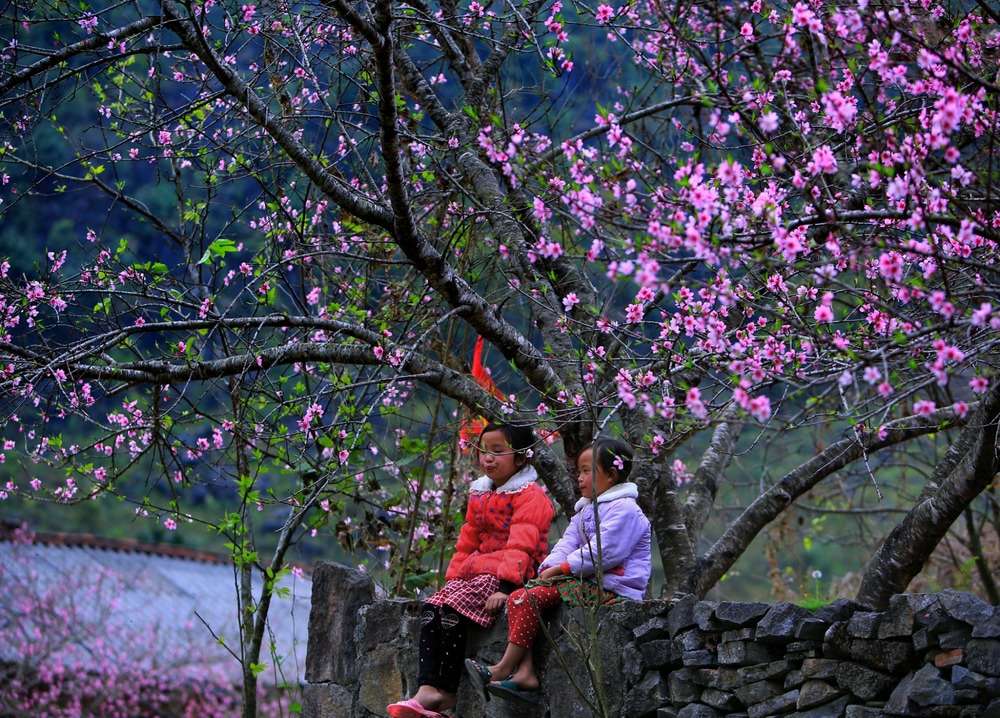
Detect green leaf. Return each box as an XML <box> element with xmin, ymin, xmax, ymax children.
<box><xmin>249</xmin><ymin>662</ymin><xmax>267</xmax><ymax>677</ymax></box>
<box><xmin>198</xmin><ymin>238</ymin><xmax>239</xmax><ymax>265</ymax></box>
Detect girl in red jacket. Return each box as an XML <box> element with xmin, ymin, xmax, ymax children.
<box><xmin>387</xmin><ymin>422</ymin><xmax>555</xmax><ymax>718</ymax></box>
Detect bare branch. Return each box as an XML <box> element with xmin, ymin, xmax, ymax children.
<box><xmin>690</xmin><ymin>403</ymin><xmax>973</xmax><ymax>597</ymax></box>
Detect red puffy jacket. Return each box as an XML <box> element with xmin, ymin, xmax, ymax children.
<box><xmin>445</xmin><ymin>466</ymin><xmax>555</xmax><ymax>585</ymax></box>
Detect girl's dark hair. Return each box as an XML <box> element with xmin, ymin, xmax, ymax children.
<box><xmin>586</xmin><ymin>437</ymin><xmax>634</xmax><ymax>484</ymax></box>
<box><xmin>478</xmin><ymin>422</ymin><xmax>536</xmax><ymax>466</ymax></box>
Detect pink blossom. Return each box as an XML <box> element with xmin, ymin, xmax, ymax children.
<box><xmin>685</xmin><ymin>387</ymin><xmax>707</xmax><ymax>419</ymax></box>
<box><xmin>808</xmin><ymin>145</ymin><xmax>838</xmax><ymax>175</ymax></box>
<box><xmin>562</xmin><ymin>292</ymin><xmax>579</xmax><ymax>311</ymax></box>
<box><xmin>595</xmin><ymin>4</ymin><xmax>615</xmax><ymax>24</ymax></box>
<box><xmin>913</xmin><ymin>400</ymin><xmax>936</xmax><ymax>416</ymax></box>
<box><xmin>822</xmin><ymin>91</ymin><xmax>858</xmax><ymax>133</ymax></box>
<box><xmin>971</xmin><ymin>302</ymin><xmax>992</xmax><ymax>327</ymax></box>
<box><xmin>78</xmin><ymin>14</ymin><xmax>98</xmax><ymax>33</ymax></box>
<box><xmin>759</xmin><ymin>111</ymin><xmax>779</xmax><ymax>133</ymax></box>
<box><xmin>970</xmin><ymin>376</ymin><xmax>989</xmax><ymax>394</ymax></box>
<box><xmin>877</xmin><ymin>252</ymin><xmax>904</xmax><ymax>282</ymax></box>
<box><xmin>748</xmin><ymin>395</ymin><xmax>771</xmax><ymax>422</ymax></box>
<box><xmin>672</xmin><ymin>459</ymin><xmax>692</xmax><ymax>485</ymax></box>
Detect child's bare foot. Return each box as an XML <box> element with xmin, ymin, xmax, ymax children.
<box><xmin>487</xmin><ymin>663</ymin><xmax>508</xmax><ymax>681</ymax></box>
<box><xmin>505</xmin><ymin>666</ymin><xmax>540</xmax><ymax>691</ymax></box>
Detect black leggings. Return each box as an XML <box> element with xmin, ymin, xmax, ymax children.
<box><xmin>417</xmin><ymin>603</ymin><xmax>471</xmax><ymax>693</ymax></box>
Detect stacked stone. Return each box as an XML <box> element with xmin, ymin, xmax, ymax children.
<box><xmin>622</xmin><ymin>590</ymin><xmax>1000</xmax><ymax>718</ymax></box>
<box><xmin>300</xmin><ymin>562</ymin><xmax>1000</xmax><ymax>718</ymax></box>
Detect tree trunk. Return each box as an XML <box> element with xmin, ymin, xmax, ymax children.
<box><xmin>856</xmin><ymin>383</ymin><xmax>1000</xmax><ymax>608</ymax></box>
<box><xmin>684</xmin><ymin>408</ymin><xmax>742</xmax><ymax>552</ymax></box>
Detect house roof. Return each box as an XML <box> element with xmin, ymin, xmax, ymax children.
<box><xmin>0</xmin><ymin>521</ymin><xmax>312</xmax><ymax>686</ymax></box>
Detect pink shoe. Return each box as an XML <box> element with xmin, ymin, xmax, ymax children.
<box><xmin>386</xmin><ymin>698</ymin><xmax>448</xmax><ymax>718</ymax></box>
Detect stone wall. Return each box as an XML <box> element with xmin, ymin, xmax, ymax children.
<box><xmin>302</xmin><ymin>562</ymin><xmax>1000</xmax><ymax>718</ymax></box>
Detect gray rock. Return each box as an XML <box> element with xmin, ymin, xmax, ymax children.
<box><xmin>951</xmin><ymin>665</ymin><xmax>1000</xmax><ymax>696</ymax></box>
<box><xmin>824</xmin><ymin>621</ymin><xmax>850</xmax><ymax>652</ymax></box>
<box><xmin>747</xmin><ymin>689</ymin><xmax>800</xmax><ymax>718</ymax></box>
<box><xmin>940</xmin><ymin>590</ymin><xmax>994</xmax><ymax>627</ymax></box>
<box><xmin>757</xmin><ymin>604</ymin><xmax>812</xmax><ymax>643</ymax></box>
<box><xmin>954</xmin><ymin>688</ymin><xmax>981</xmax><ymax>703</ymax></box>
<box><xmin>670</xmin><ymin>669</ymin><xmax>702</xmax><ymax>704</ymax></box>
<box><xmin>689</xmin><ymin>668</ymin><xmax>742</xmax><ymax>691</ymax></box>
<box><xmin>657</xmin><ymin>709</ymin><xmax>679</xmax><ymax>718</ymax></box>
<box><xmin>813</xmin><ymin>599</ymin><xmax>866</xmax><ymax>624</ymax></box>
<box><xmin>848</xmin><ymin>638</ymin><xmax>914</xmax><ymax>674</ymax></box>
<box><xmin>886</xmin><ymin>664</ymin><xmax>955</xmax><ymax>712</ymax></box>
<box><xmin>636</xmin><ymin>616</ymin><xmax>673</xmax><ymax>642</ymax></box>
<box><xmin>722</xmin><ymin>628</ymin><xmax>755</xmax><ymax>643</ymax></box>
<box><xmin>785</xmin><ymin>670</ymin><xmax>805</xmax><ymax>689</ymax></box>
<box><xmin>696</xmin><ymin>601</ymin><xmax>721</xmax><ymax>631</ymax></box>
<box><xmin>677</xmin><ymin>628</ymin><xmax>707</xmax><ymax>652</ymax></box>
<box><xmin>929</xmin><ymin>617</ymin><xmax>973</xmax><ymax>640</ymax></box>
<box><xmin>835</xmin><ymin>662</ymin><xmax>893</xmax><ymax>701</ymax></box>
<box><xmin>305</xmin><ymin>562</ymin><xmax>376</xmax><ymax>683</ymax></box>
<box><xmin>701</xmin><ymin>688</ymin><xmax>742</xmax><ymax>712</ymax></box>
<box><xmin>914</xmin><ymin>628</ymin><xmax>933</xmax><ymax>652</ymax></box>
<box><xmin>788</xmin><ymin>695</ymin><xmax>851</xmax><ymax>718</ymax></box>
<box><xmin>356</xmin><ymin>642</ymin><xmax>410</xmax><ymax>716</ymax></box>
<box><xmin>968</xmin><ymin>640</ymin><xmax>1000</xmax><ymax>677</ymax></box>
<box><xmin>301</xmin><ymin>682</ymin><xmax>353</xmax><ymax>718</ymax></box>
<box><xmin>797</xmin><ymin>680</ymin><xmax>843</xmax><ymax>710</ymax></box>
<box><xmin>669</xmin><ymin>594</ymin><xmax>699</xmax><ymax>637</ymax></box>
<box><xmin>683</xmin><ymin>649</ymin><xmax>717</xmax><ymax>667</ymax></box>
<box><xmin>785</xmin><ymin>641</ymin><xmax>823</xmax><ymax>658</ymax></box>
<box><xmin>737</xmin><ymin>660</ymin><xmax>791</xmax><ymax>683</ymax></box>
<box><xmin>623</xmin><ymin>671</ymin><xmax>668</xmax><ymax>716</ymax></box>
<box><xmin>797</xmin><ymin>619</ymin><xmax>831</xmax><ymax>641</ymax></box>
<box><xmin>735</xmin><ymin>679</ymin><xmax>783</xmax><ymax>706</ymax></box>
<box><xmin>718</xmin><ymin>641</ymin><xmax>773</xmax><ymax>666</ymax></box>
<box><xmin>879</xmin><ymin>594</ymin><xmax>916</xmax><ymax>639</ymax></box>
<box><xmin>641</xmin><ymin>639</ymin><xmax>676</xmax><ymax>668</ymax></box>
<box><xmin>844</xmin><ymin>707</ymin><xmax>882</xmax><ymax>718</ymax></box>
<box><xmin>714</xmin><ymin>602</ymin><xmax>771</xmax><ymax>628</ymax></box>
<box><xmin>623</xmin><ymin>641</ymin><xmax>645</xmax><ymax>683</ymax></box>
<box><xmin>802</xmin><ymin>659</ymin><xmax>842</xmax><ymax>680</ymax></box>
<box><xmin>677</xmin><ymin>704</ymin><xmax>722</xmax><ymax>718</ymax></box>
<box><xmin>972</xmin><ymin>609</ymin><xmax>1000</xmax><ymax>639</ymax></box>
<box><xmin>940</xmin><ymin>626</ymin><xmax>973</xmax><ymax>650</ymax></box>
<box><xmin>847</xmin><ymin>612</ymin><xmax>880</xmax><ymax>639</ymax></box>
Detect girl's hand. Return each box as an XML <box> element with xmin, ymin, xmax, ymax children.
<box><xmin>539</xmin><ymin>566</ymin><xmax>564</xmax><ymax>579</ymax></box>
<box><xmin>485</xmin><ymin>592</ymin><xmax>508</xmax><ymax>613</ymax></box>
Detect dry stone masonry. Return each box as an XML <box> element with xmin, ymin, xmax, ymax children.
<box><xmin>303</xmin><ymin>563</ymin><xmax>1000</xmax><ymax>718</ymax></box>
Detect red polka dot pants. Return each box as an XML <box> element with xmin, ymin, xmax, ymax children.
<box><xmin>505</xmin><ymin>584</ymin><xmax>562</xmax><ymax>648</ymax></box>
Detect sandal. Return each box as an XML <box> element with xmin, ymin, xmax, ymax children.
<box><xmin>464</xmin><ymin>658</ymin><xmax>492</xmax><ymax>703</ymax></box>
<box><xmin>487</xmin><ymin>679</ymin><xmax>542</xmax><ymax>706</ymax></box>
<box><xmin>386</xmin><ymin>698</ymin><xmax>448</xmax><ymax>718</ymax></box>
